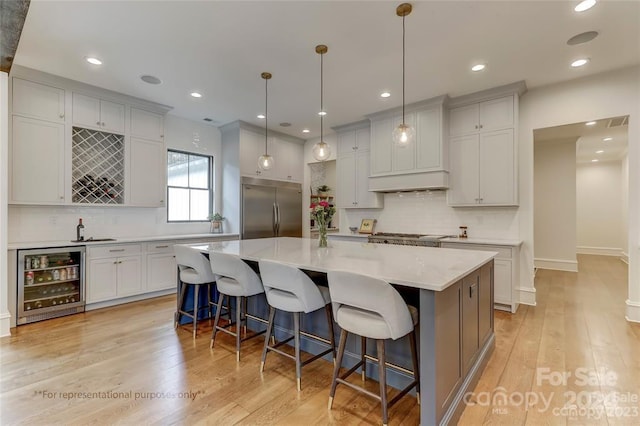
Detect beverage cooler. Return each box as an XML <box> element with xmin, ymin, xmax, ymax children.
<box><xmin>17</xmin><ymin>247</ymin><xmax>85</xmax><ymax>325</ymax></box>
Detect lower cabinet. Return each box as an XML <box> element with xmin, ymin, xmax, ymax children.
<box><xmin>87</xmin><ymin>244</ymin><xmax>143</xmax><ymax>303</ymax></box>
<box><xmin>146</xmin><ymin>242</ymin><xmax>177</xmax><ymax>292</ymax></box>
<box><xmin>461</xmin><ymin>270</ymin><xmax>480</xmax><ymax>375</ymax></box>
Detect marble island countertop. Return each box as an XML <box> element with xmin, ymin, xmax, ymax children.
<box><xmin>187</xmin><ymin>237</ymin><xmax>496</xmax><ymax>292</ymax></box>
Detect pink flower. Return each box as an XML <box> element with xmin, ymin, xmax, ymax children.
<box><xmin>319</xmin><ymin>201</ymin><xmax>329</xmax><ymax>208</ymax></box>
<box><xmin>310</xmin><ymin>203</ymin><xmax>317</xmax><ymax>209</ymax></box>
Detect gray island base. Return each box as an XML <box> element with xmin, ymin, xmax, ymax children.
<box><xmin>186</xmin><ymin>237</ymin><xmax>496</xmax><ymax>425</ymax></box>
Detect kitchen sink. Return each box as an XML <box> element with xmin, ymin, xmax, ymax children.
<box><xmin>70</xmin><ymin>238</ymin><xmax>116</xmax><ymax>243</ymax></box>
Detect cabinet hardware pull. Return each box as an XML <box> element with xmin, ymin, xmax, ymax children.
<box><xmin>96</xmin><ymin>121</ymin><xmax>101</xmax><ymax>125</ymax></box>
<box><xmin>59</xmin><ymin>114</ymin><xmax>65</xmax><ymax>119</ymax></box>
<box><xmin>475</xmin><ymin>125</ymin><xmax>478</xmax><ymax>129</ymax></box>
<box><xmin>470</xmin><ymin>283</ymin><xmax>477</xmax><ymax>297</ymax></box>
<box><xmin>101</xmin><ymin>122</ymin><xmax>105</xmax><ymax>126</ymax></box>
<box><xmin>156</xmin><ymin>245</ymin><xmax>169</xmax><ymax>249</ymax></box>
<box><xmin>109</xmin><ymin>249</ymin><xmax>125</xmax><ymax>252</ymax></box>
<box><xmin>479</xmin><ymin>124</ymin><xmax>483</xmax><ymax>129</ymax></box>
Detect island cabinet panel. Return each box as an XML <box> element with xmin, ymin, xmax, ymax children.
<box><xmin>461</xmin><ymin>270</ymin><xmax>480</xmax><ymax>376</ymax></box>
<box><xmin>435</xmin><ymin>281</ymin><xmax>462</xmax><ymax>416</ymax></box>
<box><xmin>478</xmin><ymin>262</ymin><xmax>493</xmax><ymax>345</ymax></box>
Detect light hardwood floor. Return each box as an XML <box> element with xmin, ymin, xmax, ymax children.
<box><xmin>1</xmin><ymin>255</ymin><xmax>638</xmax><ymax>425</ymax></box>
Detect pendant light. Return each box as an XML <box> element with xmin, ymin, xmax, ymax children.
<box><xmin>258</xmin><ymin>72</ymin><xmax>274</xmax><ymax>170</ymax></box>
<box><xmin>392</xmin><ymin>3</ymin><xmax>414</xmax><ymax>147</ymax></box>
<box><xmin>312</xmin><ymin>44</ymin><xmax>331</xmax><ymax>162</ymax></box>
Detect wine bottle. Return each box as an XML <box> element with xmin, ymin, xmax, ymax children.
<box><xmin>77</xmin><ymin>218</ymin><xmax>85</xmax><ymax>241</ymax></box>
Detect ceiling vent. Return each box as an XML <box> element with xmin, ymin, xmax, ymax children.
<box><xmin>607</xmin><ymin>116</ymin><xmax>628</xmax><ymax>128</ymax></box>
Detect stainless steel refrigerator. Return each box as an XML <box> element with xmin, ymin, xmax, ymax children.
<box><xmin>241</xmin><ymin>176</ymin><xmax>302</xmax><ymax>239</ymax></box>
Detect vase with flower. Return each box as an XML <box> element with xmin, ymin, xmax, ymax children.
<box><xmin>310</xmin><ymin>200</ymin><xmax>335</xmax><ymax>247</ymax></box>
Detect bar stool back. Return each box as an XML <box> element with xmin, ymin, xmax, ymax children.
<box><xmin>174</xmin><ymin>245</ymin><xmax>219</xmax><ymax>339</ymax></box>
<box><xmin>258</xmin><ymin>260</ymin><xmax>335</xmax><ymax>391</ymax></box>
<box><xmin>209</xmin><ymin>252</ymin><xmax>266</xmax><ymax>361</ymax></box>
<box><xmin>327</xmin><ymin>270</ymin><xmax>420</xmax><ymax>426</ymax></box>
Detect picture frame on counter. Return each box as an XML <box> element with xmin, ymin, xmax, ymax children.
<box><xmin>359</xmin><ymin>219</ymin><xmax>376</xmax><ymax>234</ymax></box>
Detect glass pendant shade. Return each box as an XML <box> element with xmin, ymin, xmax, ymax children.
<box><xmin>258</xmin><ymin>154</ymin><xmax>274</xmax><ymax>170</ymax></box>
<box><xmin>393</xmin><ymin>123</ymin><xmax>415</xmax><ymax>146</ymax></box>
<box><xmin>312</xmin><ymin>140</ymin><xmax>331</xmax><ymax>161</ymax></box>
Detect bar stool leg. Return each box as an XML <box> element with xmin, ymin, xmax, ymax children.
<box><xmin>207</xmin><ymin>284</ymin><xmax>213</xmax><ymax>324</ymax></box>
<box><xmin>410</xmin><ymin>328</ymin><xmax>420</xmax><ymax>404</ymax></box>
<box><xmin>324</xmin><ymin>304</ymin><xmax>336</xmax><ymax>363</ymax></box>
<box><xmin>260</xmin><ymin>306</ymin><xmax>276</xmax><ymax>373</ymax></box>
<box><xmin>328</xmin><ymin>329</ymin><xmax>348</xmax><ymax>409</ymax></box>
<box><xmin>377</xmin><ymin>339</ymin><xmax>388</xmax><ymax>426</ymax></box>
<box><xmin>236</xmin><ymin>296</ymin><xmax>242</xmax><ymax>362</ymax></box>
<box><xmin>361</xmin><ymin>336</ymin><xmax>367</xmax><ymax>381</ymax></box>
<box><xmin>175</xmin><ymin>281</ymin><xmax>188</xmax><ymax>328</ymax></box>
<box><xmin>210</xmin><ymin>294</ymin><xmax>225</xmax><ymax>349</ymax></box>
<box><xmin>242</xmin><ymin>296</ymin><xmax>248</xmax><ymax>336</ymax></box>
<box><xmin>293</xmin><ymin>312</ymin><xmax>302</xmax><ymax>392</ymax></box>
<box><xmin>193</xmin><ymin>284</ymin><xmax>200</xmax><ymax>339</ymax></box>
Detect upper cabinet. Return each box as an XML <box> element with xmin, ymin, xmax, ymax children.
<box><xmin>128</xmin><ymin>137</ymin><xmax>166</xmax><ymax>207</ymax></box>
<box><xmin>446</xmin><ymin>82</ymin><xmax>526</xmax><ymax>207</ymax></box>
<box><xmin>72</xmin><ymin>93</ymin><xmax>125</xmax><ymax>134</ymax></box>
<box><xmin>12</xmin><ymin>78</ymin><xmax>65</xmax><ymax>123</ymax></box>
<box><xmin>334</xmin><ymin>122</ymin><xmax>383</xmax><ymax>209</ymax></box>
<box><xmin>367</xmin><ymin>96</ymin><xmax>449</xmax><ymax>192</ymax></box>
<box><xmin>131</xmin><ymin>108</ymin><xmax>165</xmax><ymax>142</ymax></box>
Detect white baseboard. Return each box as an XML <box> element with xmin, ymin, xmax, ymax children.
<box><xmin>0</xmin><ymin>312</ymin><xmax>11</xmax><ymax>337</ymax></box>
<box><xmin>576</xmin><ymin>246</ymin><xmax>623</xmax><ymax>257</ymax></box>
<box><xmin>518</xmin><ymin>286</ymin><xmax>537</xmax><ymax>306</ymax></box>
<box><xmin>625</xmin><ymin>299</ymin><xmax>640</xmax><ymax>323</ymax></box>
<box><xmin>534</xmin><ymin>258</ymin><xmax>578</xmax><ymax>272</ymax></box>
<box><xmin>621</xmin><ymin>252</ymin><xmax>629</xmax><ymax>264</ymax></box>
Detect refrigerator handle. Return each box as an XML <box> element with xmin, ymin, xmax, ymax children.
<box><xmin>273</xmin><ymin>203</ymin><xmax>278</xmax><ymax>235</ymax></box>
<box><xmin>276</xmin><ymin>203</ymin><xmax>281</xmax><ymax>235</ymax></box>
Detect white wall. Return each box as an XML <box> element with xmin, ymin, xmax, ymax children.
<box><xmin>622</xmin><ymin>153</ymin><xmax>629</xmax><ymax>261</ymax></box>
<box><xmin>519</xmin><ymin>65</ymin><xmax>640</xmax><ymax>320</ymax></box>
<box><xmin>533</xmin><ymin>139</ymin><xmax>577</xmax><ymax>270</ymax></box>
<box><xmin>7</xmin><ymin>115</ymin><xmax>222</xmax><ymax>243</ymax></box>
<box><xmin>577</xmin><ymin>160</ymin><xmax>624</xmax><ymax>255</ymax></box>
<box><xmin>1</xmin><ymin>72</ymin><xmax>10</xmax><ymax>336</ymax></box>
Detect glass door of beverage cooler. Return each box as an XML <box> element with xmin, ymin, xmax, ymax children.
<box><xmin>18</xmin><ymin>247</ymin><xmax>86</xmax><ymax>325</ymax></box>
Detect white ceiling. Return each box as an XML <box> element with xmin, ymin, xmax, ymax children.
<box><xmin>14</xmin><ymin>0</ymin><xmax>640</xmax><ymax>139</ymax></box>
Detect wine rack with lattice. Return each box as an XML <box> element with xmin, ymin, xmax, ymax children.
<box><xmin>72</xmin><ymin>127</ymin><xmax>124</xmax><ymax>204</ymax></box>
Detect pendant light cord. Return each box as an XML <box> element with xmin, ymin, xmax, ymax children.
<box><xmin>265</xmin><ymin>76</ymin><xmax>268</xmax><ymax>155</ymax></box>
<box><xmin>320</xmin><ymin>51</ymin><xmax>324</xmax><ymax>143</ymax></box>
<box><xmin>402</xmin><ymin>13</ymin><xmax>406</xmax><ymax>125</ymax></box>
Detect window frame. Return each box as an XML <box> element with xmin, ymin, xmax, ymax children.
<box><xmin>166</xmin><ymin>149</ymin><xmax>213</xmax><ymax>223</ymax></box>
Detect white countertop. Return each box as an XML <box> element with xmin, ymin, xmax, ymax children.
<box><xmin>7</xmin><ymin>233</ymin><xmax>239</xmax><ymax>250</ymax></box>
<box><xmin>186</xmin><ymin>237</ymin><xmax>496</xmax><ymax>292</ymax></box>
<box><xmin>441</xmin><ymin>237</ymin><xmax>523</xmax><ymax>246</ymax></box>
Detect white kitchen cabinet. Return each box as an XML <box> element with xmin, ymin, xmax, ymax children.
<box><xmin>441</xmin><ymin>241</ymin><xmax>520</xmax><ymax>313</ymax></box>
<box><xmin>10</xmin><ymin>116</ymin><xmax>65</xmax><ymax>204</ymax></box>
<box><xmin>448</xmin><ymin>129</ymin><xmax>515</xmax><ymax>206</ymax></box>
<box><xmin>449</xmin><ymin>95</ymin><xmax>514</xmax><ymax>137</ymax></box>
<box><xmin>130</xmin><ymin>108</ymin><xmax>164</xmax><ymax>141</ymax></box>
<box><xmin>86</xmin><ymin>244</ymin><xmax>142</xmax><ymax>303</ymax></box>
<box><xmin>72</xmin><ymin>93</ymin><xmax>125</xmax><ymax>134</ymax></box>
<box><xmin>274</xmin><ymin>139</ymin><xmax>304</xmax><ymax>182</ymax></box>
<box><xmin>238</xmin><ymin>128</ymin><xmax>303</xmax><ymax>182</ymax></box>
<box><xmin>335</xmin><ymin>124</ymin><xmax>383</xmax><ymax>209</ymax></box>
<box><xmin>12</xmin><ymin>78</ymin><xmax>65</xmax><ymax>123</ymax></box>
<box><xmin>146</xmin><ymin>242</ymin><xmax>177</xmax><ymax>292</ymax></box>
<box><xmin>129</xmin><ymin>137</ymin><xmax>166</xmax><ymax>207</ymax></box>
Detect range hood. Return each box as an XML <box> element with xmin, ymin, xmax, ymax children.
<box><xmin>368</xmin><ymin>170</ymin><xmax>449</xmax><ymax>192</ymax></box>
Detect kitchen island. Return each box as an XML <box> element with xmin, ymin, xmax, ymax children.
<box><xmin>186</xmin><ymin>237</ymin><xmax>496</xmax><ymax>426</ymax></box>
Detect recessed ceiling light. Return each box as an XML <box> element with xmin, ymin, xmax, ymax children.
<box><xmin>571</xmin><ymin>58</ymin><xmax>590</xmax><ymax>68</ymax></box>
<box><xmin>140</xmin><ymin>75</ymin><xmax>162</xmax><ymax>85</ymax></box>
<box><xmin>574</xmin><ymin>0</ymin><xmax>596</xmax><ymax>12</ymax></box>
<box><xmin>86</xmin><ymin>57</ymin><xmax>102</xmax><ymax>65</ymax></box>
<box><xmin>567</xmin><ymin>31</ymin><xmax>599</xmax><ymax>46</ymax></box>
<box><xmin>471</xmin><ymin>64</ymin><xmax>486</xmax><ymax>72</ymax></box>
<box><xmin>603</xmin><ymin>137</ymin><xmax>613</xmax><ymax>141</ymax></box>
<box><xmin>318</xmin><ymin>111</ymin><xmax>327</xmax><ymax>116</ymax></box>
<box><xmin>257</xmin><ymin>114</ymin><xmax>265</xmax><ymax>119</ymax></box>
<box><xmin>591</xmin><ymin>159</ymin><xmax>599</xmax><ymax>162</ymax></box>
<box><xmin>380</xmin><ymin>92</ymin><xmax>391</xmax><ymax>98</ymax></box>
<box><xmin>302</xmin><ymin>129</ymin><xmax>310</xmax><ymax>134</ymax></box>
<box><xmin>585</xmin><ymin>121</ymin><xmax>597</xmax><ymax>126</ymax></box>
<box><xmin>596</xmin><ymin>150</ymin><xmax>604</xmax><ymax>154</ymax></box>
<box><xmin>190</xmin><ymin>92</ymin><xmax>202</xmax><ymax>98</ymax></box>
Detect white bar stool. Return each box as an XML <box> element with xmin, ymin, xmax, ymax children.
<box><xmin>258</xmin><ymin>260</ymin><xmax>336</xmax><ymax>391</ymax></box>
<box><xmin>173</xmin><ymin>245</ymin><xmax>219</xmax><ymax>339</ymax></box>
<box><xmin>327</xmin><ymin>270</ymin><xmax>420</xmax><ymax>426</ymax></box>
<box><xmin>209</xmin><ymin>252</ymin><xmax>266</xmax><ymax>362</ymax></box>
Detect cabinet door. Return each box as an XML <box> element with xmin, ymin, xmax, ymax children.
<box><xmin>494</xmin><ymin>259</ymin><xmax>512</xmax><ymax>306</ymax></box>
<box><xmin>356</xmin><ymin>150</ymin><xmax>382</xmax><ymax>208</ymax></box>
<box><xmin>117</xmin><ymin>256</ymin><xmax>143</xmax><ymax>297</ymax></box>
<box><xmin>337</xmin><ymin>129</ymin><xmax>356</xmax><ymax>156</ymax></box>
<box><xmin>87</xmin><ymin>258</ymin><xmax>118</xmax><ymax>303</ymax></box>
<box><xmin>447</xmin><ymin>134</ymin><xmax>479</xmax><ymax>206</ymax></box>
<box><xmin>72</xmin><ymin>93</ymin><xmax>101</xmax><ymax>130</ymax></box>
<box><xmin>336</xmin><ymin>151</ymin><xmax>356</xmax><ymax>208</ymax></box>
<box><xmin>461</xmin><ymin>271</ymin><xmax>479</xmax><ymax>375</ymax></box>
<box><xmin>416</xmin><ymin>107</ymin><xmax>442</xmax><ymax>170</ymax></box>
<box><xmin>130</xmin><ymin>108</ymin><xmax>164</xmax><ymax>141</ymax></box>
<box><xmin>479</xmin><ymin>129</ymin><xmax>515</xmax><ymax>205</ymax></box>
<box><xmin>240</xmin><ymin>130</ymin><xmax>274</xmax><ymax>178</ymax></box>
<box><xmin>355</xmin><ymin>126</ymin><xmax>371</xmax><ymax>151</ymax></box>
<box><xmin>479</xmin><ymin>96</ymin><xmax>513</xmax><ymax>132</ymax></box>
<box><xmin>370</xmin><ymin>118</ymin><xmax>393</xmax><ymax>175</ymax></box>
<box><xmin>478</xmin><ymin>262</ymin><xmax>493</xmax><ymax>345</ymax></box>
<box><xmin>11</xmin><ymin>116</ymin><xmax>65</xmax><ymax>203</ymax></box>
<box><xmin>449</xmin><ymin>103</ymin><xmax>478</xmax><ymax>137</ymax></box>
<box><xmin>129</xmin><ymin>138</ymin><xmax>166</xmax><ymax>207</ymax></box>
<box><xmin>147</xmin><ymin>253</ymin><xmax>177</xmax><ymax>291</ymax></box>
<box><xmin>391</xmin><ymin>113</ymin><xmax>416</xmax><ymax>172</ymax></box>
<box><xmin>99</xmin><ymin>100</ymin><xmax>125</xmax><ymax>134</ymax></box>
<box><xmin>285</xmin><ymin>141</ymin><xmax>304</xmax><ymax>182</ymax></box>
<box><xmin>12</xmin><ymin>78</ymin><xmax>65</xmax><ymax>123</ymax></box>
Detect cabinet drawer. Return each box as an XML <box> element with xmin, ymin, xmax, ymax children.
<box><xmin>145</xmin><ymin>242</ymin><xmax>175</xmax><ymax>254</ymax></box>
<box><xmin>441</xmin><ymin>243</ymin><xmax>512</xmax><ymax>260</ymax></box>
<box><xmin>88</xmin><ymin>244</ymin><xmax>141</xmax><ymax>259</ymax></box>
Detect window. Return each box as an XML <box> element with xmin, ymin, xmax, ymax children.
<box><xmin>167</xmin><ymin>150</ymin><xmax>213</xmax><ymax>221</ymax></box>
